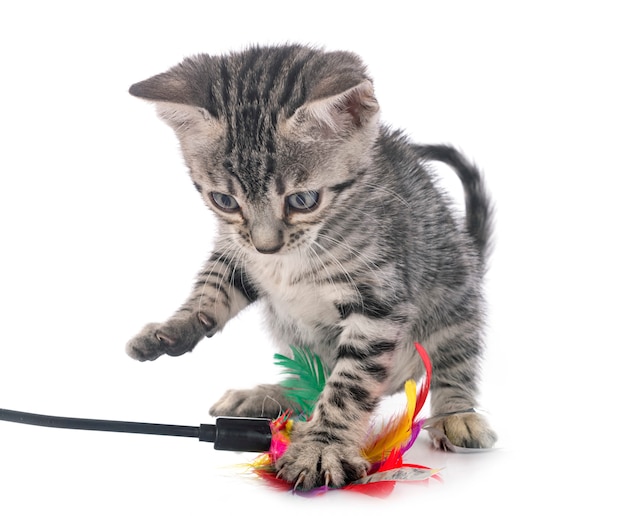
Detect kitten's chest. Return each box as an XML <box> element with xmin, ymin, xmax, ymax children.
<box><xmin>250</xmin><ymin>257</ymin><xmax>345</xmax><ymax>327</ymax></box>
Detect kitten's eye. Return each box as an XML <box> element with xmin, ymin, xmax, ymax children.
<box><xmin>286</xmin><ymin>191</ymin><xmax>320</xmax><ymax>212</ymax></box>
<box><xmin>210</xmin><ymin>192</ymin><xmax>240</xmax><ymax>212</ymax></box>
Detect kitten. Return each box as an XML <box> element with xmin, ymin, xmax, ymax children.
<box><xmin>125</xmin><ymin>44</ymin><xmax>497</xmax><ymax>489</ymax></box>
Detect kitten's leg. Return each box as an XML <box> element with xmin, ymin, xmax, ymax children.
<box><xmin>426</xmin><ymin>323</ymin><xmax>497</xmax><ymax>450</ymax></box>
<box><xmin>275</xmin><ymin>315</ymin><xmax>397</xmax><ymax>490</ymax></box>
<box><xmin>126</xmin><ymin>251</ymin><xmax>258</xmax><ymax>361</ymax></box>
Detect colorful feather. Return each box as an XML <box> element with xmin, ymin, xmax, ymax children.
<box><xmin>363</xmin><ymin>343</ymin><xmax>431</xmax><ymax>464</ymax></box>
<box><xmin>250</xmin><ymin>342</ymin><xmax>434</xmax><ymax>496</ymax></box>
<box><xmin>363</xmin><ymin>380</ymin><xmax>419</xmax><ymax>464</ymax></box>
<box><xmin>413</xmin><ymin>341</ymin><xmax>432</xmax><ymax>417</ymax></box>
<box><xmin>274</xmin><ymin>346</ymin><xmax>328</xmax><ymax>417</ymax></box>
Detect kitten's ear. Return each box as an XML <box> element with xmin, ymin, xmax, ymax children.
<box><xmin>290</xmin><ymin>80</ymin><xmax>379</xmax><ymax>136</ymax></box>
<box><xmin>129</xmin><ymin>63</ymin><xmax>218</xmax><ymax>134</ymax></box>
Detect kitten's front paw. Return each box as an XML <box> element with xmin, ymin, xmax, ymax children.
<box><xmin>209</xmin><ymin>384</ymin><xmax>298</xmax><ymax>419</ymax></box>
<box><xmin>275</xmin><ymin>424</ymin><xmax>369</xmax><ymax>490</ymax></box>
<box><xmin>125</xmin><ymin>312</ymin><xmax>217</xmax><ymax>361</ymax></box>
<box><xmin>430</xmin><ymin>412</ymin><xmax>497</xmax><ymax>450</ymax></box>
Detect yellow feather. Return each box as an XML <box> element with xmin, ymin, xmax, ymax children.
<box><xmin>363</xmin><ymin>380</ymin><xmax>417</xmax><ymax>463</ymax></box>
<box><xmin>404</xmin><ymin>379</ymin><xmax>417</xmax><ymax>423</ymax></box>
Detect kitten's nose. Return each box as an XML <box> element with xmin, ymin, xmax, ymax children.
<box><xmin>250</xmin><ymin>225</ymin><xmax>284</xmax><ymax>254</ymax></box>
<box><xmin>254</xmin><ymin>242</ymin><xmax>284</xmax><ymax>254</ymax></box>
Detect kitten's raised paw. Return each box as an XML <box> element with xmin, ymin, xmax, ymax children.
<box><xmin>275</xmin><ymin>435</ymin><xmax>369</xmax><ymax>490</ymax></box>
<box><xmin>429</xmin><ymin>412</ymin><xmax>497</xmax><ymax>450</ymax></box>
<box><xmin>209</xmin><ymin>384</ymin><xmax>296</xmax><ymax>418</ymax></box>
<box><xmin>126</xmin><ymin>313</ymin><xmax>216</xmax><ymax>361</ymax></box>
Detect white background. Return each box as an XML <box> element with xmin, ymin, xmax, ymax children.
<box><xmin>0</xmin><ymin>1</ymin><xmax>623</xmax><ymax>513</ymax></box>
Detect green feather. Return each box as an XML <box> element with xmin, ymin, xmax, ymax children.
<box><xmin>274</xmin><ymin>346</ymin><xmax>328</xmax><ymax>417</ymax></box>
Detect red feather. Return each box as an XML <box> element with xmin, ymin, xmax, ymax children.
<box><xmin>413</xmin><ymin>342</ymin><xmax>432</xmax><ymax>416</ymax></box>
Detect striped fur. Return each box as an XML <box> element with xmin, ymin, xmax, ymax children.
<box><xmin>125</xmin><ymin>44</ymin><xmax>497</xmax><ymax>489</ymax></box>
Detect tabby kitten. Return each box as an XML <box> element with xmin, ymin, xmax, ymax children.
<box><xmin>126</xmin><ymin>44</ymin><xmax>497</xmax><ymax>489</ymax></box>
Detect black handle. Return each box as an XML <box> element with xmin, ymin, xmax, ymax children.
<box><xmin>1</xmin><ymin>408</ymin><xmax>273</xmax><ymax>453</ymax></box>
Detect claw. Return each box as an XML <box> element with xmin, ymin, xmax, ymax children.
<box><xmin>324</xmin><ymin>470</ymin><xmax>331</xmax><ymax>487</ymax></box>
<box><xmin>155</xmin><ymin>331</ymin><xmax>175</xmax><ymax>346</ymax></box>
<box><xmin>197</xmin><ymin>312</ymin><xmax>216</xmax><ymax>333</ymax></box>
<box><xmin>293</xmin><ymin>470</ymin><xmax>308</xmax><ymax>491</ymax></box>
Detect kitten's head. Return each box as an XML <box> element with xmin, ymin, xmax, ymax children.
<box><xmin>130</xmin><ymin>45</ymin><xmax>379</xmax><ymax>256</ymax></box>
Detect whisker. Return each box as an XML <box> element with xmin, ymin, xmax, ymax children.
<box><xmin>196</xmin><ymin>234</ymin><xmax>242</xmax><ymax>314</ymax></box>
<box><xmin>314</xmin><ymin>231</ymin><xmax>384</xmax><ymax>279</ymax></box>
<box><xmin>360</xmin><ymin>181</ymin><xmax>412</xmax><ymax>210</ymax></box>
<box><xmin>309</xmin><ymin>236</ymin><xmax>370</xmax><ymax>306</ymax></box>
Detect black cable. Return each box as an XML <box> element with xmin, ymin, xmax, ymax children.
<box><xmin>0</xmin><ymin>408</ymin><xmax>272</xmax><ymax>452</ymax></box>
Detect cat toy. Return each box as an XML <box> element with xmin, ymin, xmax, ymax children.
<box><xmin>0</xmin><ymin>342</ymin><xmax>436</xmax><ymax>496</ymax></box>
<box><xmin>247</xmin><ymin>341</ymin><xmax>438</xmax><ymax>496</ymax></box>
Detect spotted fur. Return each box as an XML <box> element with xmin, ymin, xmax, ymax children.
<box><xmin>125</xmin><ymin>44</ymin><xmax>497</xmax><ymax>489</ymax></box>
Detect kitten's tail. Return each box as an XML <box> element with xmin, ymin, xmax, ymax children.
<box><xmin>415</xmin><ymin>144</ymin><xmax>494</xmax><ymax>263</ymax></box>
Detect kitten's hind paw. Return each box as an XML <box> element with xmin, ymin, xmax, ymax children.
<box><xmin>209</xmin><ymin>384</ymin><xmax>299</xmax><ymax>419</ymax></box>
<box><xmin>429</xmin><ymin>412</ymin><xmax>497</xmax><ymax>451</ymax></box>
